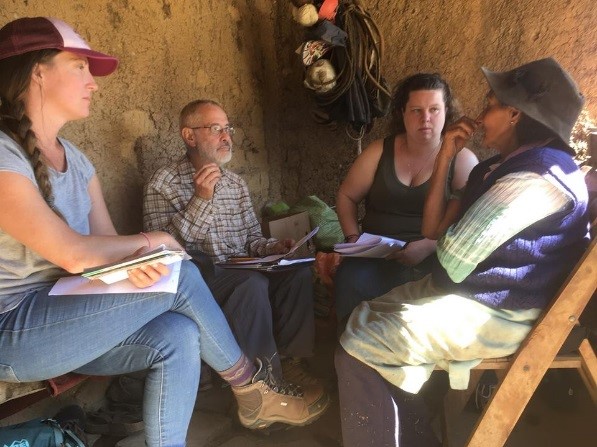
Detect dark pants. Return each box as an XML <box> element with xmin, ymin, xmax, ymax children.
<box><xmin>335</xmin><ymin>345</ymin><xmax>441</xmax><ymax>447</ymax></box>
<box><xmin>194</xmin><ymin>255</ymin><xmax>315</xmax><ymax>377</ymax></box>
<box><xmin>334</xmin><ymin>257</ymin><xmax>432</xmax><ymax>322</ymax></box>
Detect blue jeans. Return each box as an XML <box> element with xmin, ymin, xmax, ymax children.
<box><xmin>0</xmin><ymin>261</ymin><xmax>241</xmax><ymax>447</ymax></box>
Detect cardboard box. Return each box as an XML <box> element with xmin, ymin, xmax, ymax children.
<box><xmin>263</xmin><ymin>210</ymin><xmax>311</xmax><ymax>239</ymax></box>
<box><xmin>262</xmin><ymin>211</ymin><xmax>313</xmax><ymax>257</ymax></box>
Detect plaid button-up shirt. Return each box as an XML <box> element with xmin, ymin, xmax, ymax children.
<box><xmin>143</xmin><ymin>155</ymin><xmax>278</xmax><ymax>262</ymax></box>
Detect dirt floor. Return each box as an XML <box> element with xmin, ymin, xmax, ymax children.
<box><xmin>103</xmin><ymin>316</ymin><xmax>597</xmax><ymax>447</ymax></box>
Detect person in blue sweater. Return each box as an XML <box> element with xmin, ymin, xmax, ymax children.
<box><xmin>335</xmin><ymin>58</ymin><xmax>590</xmax><ymax>447</ymax></box>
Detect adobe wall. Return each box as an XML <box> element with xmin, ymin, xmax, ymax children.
<box><xmin>2</xmin><ymin>0</ymin><xmax>279</xmax><ymax>233</ymax></box>
<box><xmin>271</xmin><ymin>0</ymin><xmax>597</xmax><ymax>207</ymax></box>
<box><xmin>2</xmin><ymin>0</ymin><xmax>595</xmax><ymax>233</ymax></box>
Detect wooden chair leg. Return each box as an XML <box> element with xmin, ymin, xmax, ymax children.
<box><xmin>441</xmin><ymin>369</ymin><xmax>484</xmax><ymax>447</ymax></box>
<box><xmin>465</xmin><ymin>360</ymin><xmax>548</xmax><ymax>447</ymax></box>
<box><xmin>578</xmin><ymin>338</ymin><xmax>597</xmax><ymax>405</ymax></box>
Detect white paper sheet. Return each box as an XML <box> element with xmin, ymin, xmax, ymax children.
<box><xmin>278</xmin><ymin>257</ymin><xmax>315</xmax><ymax>266</ymax></box>
<box><xmin>334</xmin><ymin>232</ymin><xmax>406</xmax><ymax>258</ymax></box>
<box><xmin>49</xmin><ymin>261</ymin><xmax>182</xmax><ymax>295</ymax></box>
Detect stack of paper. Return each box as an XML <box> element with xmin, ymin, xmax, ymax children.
<box><xmin>82</xmin><ymin>245</ymin><xmax>190</xmax><ymax>284</ymax></box>
<box><xmin>216</xmin><ymin>257</ymin><xmax>315</xmax><ymax>271</ymax></box>
<box><xmin>216</xmin><ymin>227</ymin><xmax>318</xmax><ymax>271</ymax></box>
<box><xmin>334</xmin><ymin>233</ymin><xmax>406</xmax><ymax>258</ymax></box>
<box><xmin>50</xmin><ymin>262</ymin><xmax>182</xmax><ymax>295</ymax></box>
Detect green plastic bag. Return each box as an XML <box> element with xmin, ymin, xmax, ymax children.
<box><xmin>262</xmin><ymin>201</ymin><xmax>290</xmax><ymax>217</ymax></box>
<box><xmin>289</xmin><ymin>196</ymin><xmax>344</xmax><ymax>251</ymax></box>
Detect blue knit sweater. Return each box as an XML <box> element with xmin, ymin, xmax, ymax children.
<box><xmin>433</xmin><ymin>147</ymin><xmax>589</xmax><ymax>310</ymax></box>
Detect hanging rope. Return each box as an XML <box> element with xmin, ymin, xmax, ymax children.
<box><xmin>341</xmin><ymin>1</ymin><xmax>391</xmax><ymax>99</ymax></box>
<box><xmin>294</xmin><ymin>0</ymin><xmax>392</xmax><ymax>133</ymax></box>
<box><xmin>308</xmin><ymin>0</ymin><xmax>391</xmax><ymax>132</ymax></box>
<box><xmin>345</xmin><ymin>122</ymin><xmax>366</xmax><ymax>155</ymax></box>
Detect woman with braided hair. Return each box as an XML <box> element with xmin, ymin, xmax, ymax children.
<box><xmin>0</xmin><ymin>17</ymin><xmax>327</xmax><ymax>447</ymax></box>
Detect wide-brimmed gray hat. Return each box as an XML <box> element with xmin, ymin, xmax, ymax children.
<box><xmin>481</xmin><ymin>57</ymin><xmax>584</xmax><ymax>148</ymax></box>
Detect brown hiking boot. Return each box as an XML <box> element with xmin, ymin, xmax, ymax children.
<box><xmin>281</xmin><ymin>357</ymin><xmax>322</xmax><ymax>388</ymax></box>
<box><xmin>231</xmin><ymin>358</ymin><xmax>329</xmax><ymax>429</ymax></box>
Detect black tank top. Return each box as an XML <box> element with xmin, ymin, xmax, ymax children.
<box><xmin>362</xmin><ymin>135</ymin><xmax>454</xmax><ymax>242</ymax></box>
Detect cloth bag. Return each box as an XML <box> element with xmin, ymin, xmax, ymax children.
<box><xmin>0</xmin><ymin>418</ymin><xmax>86</xmax><ymax>447</ymax></box>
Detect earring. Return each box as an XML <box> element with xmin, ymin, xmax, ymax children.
<box><xmin>510</xmin><ymin>121</ymin><xmax>514</xmax><ymax>125</ymax></box>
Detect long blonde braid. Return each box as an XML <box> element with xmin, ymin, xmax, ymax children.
<box><xmin>0</xmin><ymin>50</ymin><xmax>63</xmax><ymax>215</ymax></box>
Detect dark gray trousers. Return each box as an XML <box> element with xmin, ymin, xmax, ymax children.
<box><xmin>199</xmin><ymin>263</ymin><xmax>315</xmax><ymax>377</ymax></box>
<box><xmin>335</xmin><ymin>345</ymin><xmax>441</xmax><ymax>447</ymax></box>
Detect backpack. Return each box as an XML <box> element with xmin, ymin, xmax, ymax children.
<box><xmin>0</xmin><ymin>418</ymin><xmax>85</xmax><ymax>447</ymax></box>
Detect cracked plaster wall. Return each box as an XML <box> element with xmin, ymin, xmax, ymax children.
<box><xmin>2</xmin><ymin>0</ymin><xmax>595</xmax><ymax>234</ymax></box>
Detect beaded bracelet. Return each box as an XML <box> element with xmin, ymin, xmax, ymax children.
<box><xmin>140</xmin><ymin>231</ymin><xmax>151</xmax><ymax>249</ymax></box>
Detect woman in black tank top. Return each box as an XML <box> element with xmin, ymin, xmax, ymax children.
<box><xmin>335</xmin><ymin>73</ymin><xmax>479</xmax><ymax>323</ymax></box>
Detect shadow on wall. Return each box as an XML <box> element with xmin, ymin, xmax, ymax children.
<box><xmin>134</xmin><ymin>135</ymin><xmax>182</xmax><ymax>185</ymax></box>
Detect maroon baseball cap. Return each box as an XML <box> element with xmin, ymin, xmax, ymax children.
<box><xmin>0</xmin><ymin>17</ymin><xmax>118</xmax><ymax>76</ymax></box>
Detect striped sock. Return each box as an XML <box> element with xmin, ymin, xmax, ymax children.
<box><xmin>218</xmin><ymin>354</ymin><xmax>256</xmax><ymax>387</ymax></box>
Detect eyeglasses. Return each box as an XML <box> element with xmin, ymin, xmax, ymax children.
<box><xmin>188</xmin><ymin>124</ymin><xmax>235</xmax><ymax>136</ymax></box>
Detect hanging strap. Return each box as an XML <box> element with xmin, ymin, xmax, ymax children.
<box><xmin>341</xmin><ymin>1</ymin><xmax>391</xmax><ymax>98</ymax></box>
<box><xmin>314</xmin><ymin>0</ymin><xmax>391</xmax><ymax>112</ymax></box>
